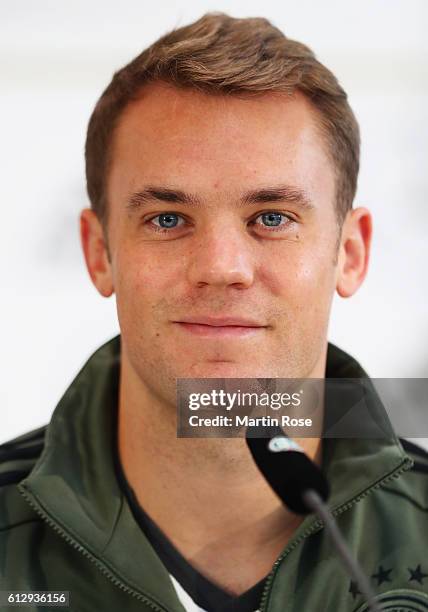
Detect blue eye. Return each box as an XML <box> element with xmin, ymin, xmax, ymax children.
<box><xmin>152</xmin><ymin>213</ymin><xmax>183</xmax><ymax>229</ymax></box>
<box><xmin>249</xmin><ymin>211</ymin><xmax>296</xmax><ymax>233</ymax></box>
<box><xmin>260</xmin><ymin>212</ymin><xmax>283</xmax><ymax>227</ymax></box>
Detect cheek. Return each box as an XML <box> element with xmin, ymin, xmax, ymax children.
<box><xmin>260</xmin><ymin>245</ymin><xmax>336</xmax><ymax>309</ymax></box>
<box><xmin>113</xmin><ymin>245</ymin><xmax>182</xmax><ymax>327</ymax></box>
<box><xmin>116</xmin><ymin>244</ymin><xmax>182</xmax><ymax>292</ymax></box>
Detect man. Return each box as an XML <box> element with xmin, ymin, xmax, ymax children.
<box><xmin>1</xmin><ymin>12</ymin><xmax>427</xmax><ymax>612</ymax></box>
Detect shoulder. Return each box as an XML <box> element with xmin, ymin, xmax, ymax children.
<box><xmin>380</xmin><ymin>439</ymin><xmax>428</xmax><ymax>512</ymax></box>
<box><xmin>400</xmin><ymin>439</ymin><xmax>428</xmax><ymax>476</ymax></box>
<box><xmin>0</xmin><ymin>426</ymin><xmax>47</xmax><ymax>530</ymax></box>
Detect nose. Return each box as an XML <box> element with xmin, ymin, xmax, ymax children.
<box><xmin>186</xmin><ymin>222</ymin><xmax>255</xmax><ymax>289</ymax></box>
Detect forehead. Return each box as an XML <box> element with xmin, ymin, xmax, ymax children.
<box><xmin>107</xmin><ymin>82</ymin><xmax>335</xmax><ymax>205</ymax></box>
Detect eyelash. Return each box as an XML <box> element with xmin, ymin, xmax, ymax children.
<box><xmin>145</xmin><ymin>212</ymin><xmax>297</xmax><ymax>234</ymax></box>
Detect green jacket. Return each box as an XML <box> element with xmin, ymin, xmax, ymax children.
<box><xmin>1</xmin><ymin>336</ymin><xmax>428</xmax><ymax>612</ymax></box>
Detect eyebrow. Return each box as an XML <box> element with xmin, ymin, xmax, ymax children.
<box><xmin>126</xmin><ymin>184</ymin><xmax>314</xmax><ymax>212</ymax></box>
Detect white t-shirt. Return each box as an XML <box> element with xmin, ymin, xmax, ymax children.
<box><xmin>169</xmin><ymin>574</ymin><xmax>260</xmax><ymax>612</ymax></box>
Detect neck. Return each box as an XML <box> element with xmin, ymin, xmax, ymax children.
<box><xmin>118</xmin><ymin>349</ymin><xmax>325</xmax><ymax>595</ymax></box>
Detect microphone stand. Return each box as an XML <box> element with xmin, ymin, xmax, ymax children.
<box><xmin>246</xmin><ymin>427</ymin><xmax>382</xmax><ymax>612</ymax></box>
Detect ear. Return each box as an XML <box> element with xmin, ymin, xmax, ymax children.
<box><xmin>336</xmin><ymin>207</ymin><xmax>372</xmax><ymax>298</ymax></box>
<box><xmin>80</xmin><ymin>208</ymin><xmax>114</xmax><ymax>297</ymax></box>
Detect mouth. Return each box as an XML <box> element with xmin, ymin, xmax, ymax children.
<box><xmin>172</xmin><ymin>316</ymin><xmax>268</xmax><ymax>338</ymax></box>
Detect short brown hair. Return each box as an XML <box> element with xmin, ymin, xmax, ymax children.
<box><xmin>85</xmin><ymin>12</ymin><xmax>360</xmax><ymax>228</ymax></box>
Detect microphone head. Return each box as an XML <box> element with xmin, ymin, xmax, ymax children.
<box><xmin>246</xmin><ymin>426</ymin><xmax>330</xmax><ymax>515</ymax></box>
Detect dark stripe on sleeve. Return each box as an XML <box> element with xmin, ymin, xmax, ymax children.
<box><xmin>0</xmin><ymin>470</ymin><xmax>31</xmax><ymax>487</ymax></box>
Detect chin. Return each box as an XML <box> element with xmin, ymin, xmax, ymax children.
<box><xmin>187</xmin><ymin>361</ymin><xmax>268</xmax><ymax>379</ymax></box>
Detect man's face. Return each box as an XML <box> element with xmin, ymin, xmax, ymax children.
<box><xmin>104</xmin><ymin>82</ymin><xmax>340</xmax><ymax>405</ymax></box>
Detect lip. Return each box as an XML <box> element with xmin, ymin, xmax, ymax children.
<box><xmin>174</xmin><ymin>316</ymin><xmax>266</xmax><ymax>327</ymax></box>
<box><xmin>172</xmin><ymin>316</ymin><xmax>267</xmax><ymax>337</ymax></box>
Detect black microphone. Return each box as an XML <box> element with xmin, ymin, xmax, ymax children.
<box><xmin>245</xmin><ymin>424</ymin><xmax>329</xmax><ymax>515</ymax></box>
<box><xmin>245</xmin><ymin>425</ymin><xmax>382</xmax><ymax>612</ymax></box>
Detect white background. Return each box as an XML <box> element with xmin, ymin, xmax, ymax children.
<box><xmin>1</xmin><ymin>0</ymin><xmax>427</xmax><ymax>443</ymax></box>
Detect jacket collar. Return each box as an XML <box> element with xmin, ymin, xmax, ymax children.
<box><xmin>19</xmin><ymin>336</ymin><xmax>412</xmax><ymax>609</ymax></box>
<box><xmin>322</xmin><ymin>343</ymin><xmax>412</xmax><ymax>513</ymax></box>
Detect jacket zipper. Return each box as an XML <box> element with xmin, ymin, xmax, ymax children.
<box><xmin>18</xmin><ymin>484</ymin><xmax>172</xmax><ymax>612</ymax></box>
<box><xmin>258</xmin><ymin>455</ymin><xmax>413</xmax><ymax>612</ymax></box>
